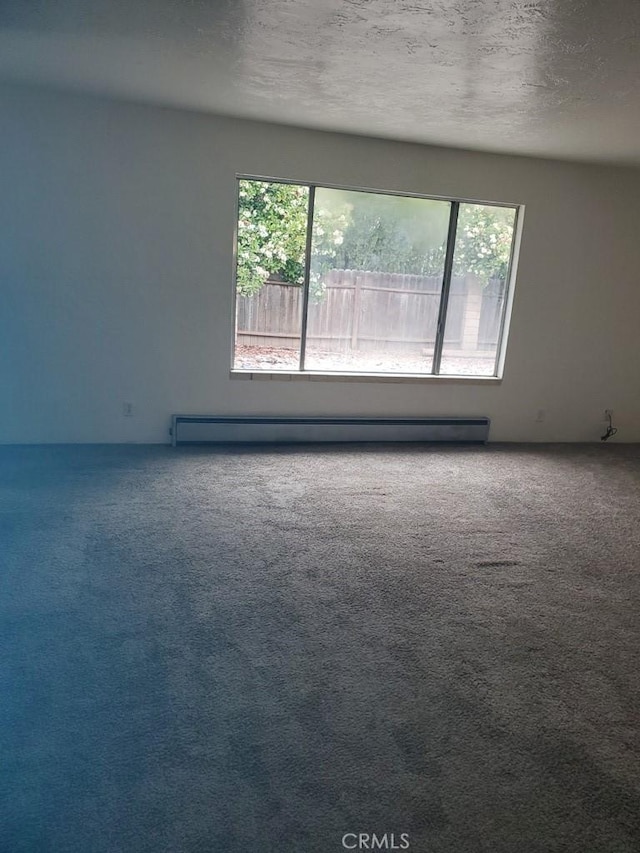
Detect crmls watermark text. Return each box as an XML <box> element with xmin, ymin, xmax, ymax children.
<box><xmin>342</xmin><ymin>833</ymin><xmax>410</xmax><ymax>850</ymax></box>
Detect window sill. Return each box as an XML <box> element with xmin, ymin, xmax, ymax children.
<box><xmin>230</xmin><ymin>369</ymin><xmax>502</xmax><ymax>385</ymax></box>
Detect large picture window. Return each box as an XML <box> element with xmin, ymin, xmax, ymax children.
<box><xmin>233</xmin><ymin>178</ymin><xmax>519</xmax><ymax>378</ymax></box>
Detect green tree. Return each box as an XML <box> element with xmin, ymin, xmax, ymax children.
<box><xmin>314</xmin><ymin>189</ymin><xmax>449</xmax><ymax>277</ymax></box>
<box><xmin>235</xmin><ymin>180</ymin><xmax>309</xmax><ymax>296</ymax></box>
<box><xmin>453</xmin><ymin>204</ymin><xmax>515</xmax><ymax>283</ymax></box>
<box><xmin>235</xmin><ymin>180</ymin><xmax>351</xmax><ymax>296</ymax></box>
<box><xmin>236</xmin><ymin>180</ymin><xmax>515</xmax><ymax>296</ymax></box>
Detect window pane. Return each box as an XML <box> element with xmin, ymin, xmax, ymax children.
<box><xmin>233</xmin><ymin>180</ymin><xmax>309</xmax><ymax>371</ymax></box>
<box><xmin>440</xmin><ymin>203</ymin><xmax>516</xmax><ymax>376</ymax></box>
<box><xmin>304</xmin><ymin>188</ymin><xmax>451</xmax><ymax>374</ymax></box>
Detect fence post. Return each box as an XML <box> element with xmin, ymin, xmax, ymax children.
<box><xmin>351</xmin><ymin>271</ymin><xmax>362</xmax><ymax>350</ymax></box>
<box><xmin>461</xmin><ymin>275</ymin><xmax>483</xmax><ymax>352</ymax></box>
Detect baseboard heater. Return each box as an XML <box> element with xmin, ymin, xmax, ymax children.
<box><xmin>171</xmin><ymin>415</ymin><xmax>490</xmax><ymax>446</ymax></box>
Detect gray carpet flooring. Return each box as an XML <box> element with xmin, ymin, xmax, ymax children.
<box><xmin>1</xmin><ymin>443</ymin><xmax>640</xmax><ymax>853</ymax></box>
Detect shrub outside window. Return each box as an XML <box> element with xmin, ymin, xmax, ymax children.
<box><xmin>233</xmin><ymin>178</ymin><xmax>519</xmax><ymax>378</ymax></box>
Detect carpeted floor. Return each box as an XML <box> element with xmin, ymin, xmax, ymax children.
<box><xmin>1</xmin><ymin>443</ymin><xmax>639</xmax><ymax>853</ymax></box>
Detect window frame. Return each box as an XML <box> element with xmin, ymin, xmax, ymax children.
<box><xmin>230</xmin><ymin>175</ymin><xmax>522</xmax><ymax>381</ymax></box>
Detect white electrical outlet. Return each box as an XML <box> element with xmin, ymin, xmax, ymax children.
<box><xmin>535</xmin><ymin>409</ymin><xmax>546</xmax><ymax>423</ymax></box>
<box><xmin>604</xmin><ymin>409</ymin><xmax>613</xmax><ymax>419</ymax></box>
<box><xmin>123</xmin><ymin>402</ymin><xmax>133</xmax><ymax>417</ymax></box>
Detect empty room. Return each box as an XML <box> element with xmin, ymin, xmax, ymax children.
<box><xmin>2</xmin><ymin>2</ymin><xmax>640</xmax><ymax>852</ymax></box>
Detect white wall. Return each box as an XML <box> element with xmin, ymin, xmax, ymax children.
<box><xmin>2</xmin><ymin>83</ymin><xmax>639</xmax><ymax>444</ymax></box>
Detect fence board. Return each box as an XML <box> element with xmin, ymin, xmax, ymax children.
<box><xmin>478</xmin><ymin>277</ymin><xmax>505</xmax><ymax>348</ymax></box>
<box><xmin>236</xmin><ymin>270</ymin><xmax>502</xmax><ymax>352</ymax></box>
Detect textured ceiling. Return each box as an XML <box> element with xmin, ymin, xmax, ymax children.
<box><xmin>2</xmin><ymin>0</ymin><xmax>640</xmax><ymax>164</ymax></box>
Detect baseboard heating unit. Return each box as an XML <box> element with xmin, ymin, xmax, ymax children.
<box><xmin>171</xmin><ymin>416</ymin><xmax>490</xmax><ymax>446</ymax></box>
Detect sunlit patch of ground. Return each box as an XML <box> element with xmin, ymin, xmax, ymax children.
<box><xmin>234</xmin><ymin>345</ymin><xmax>496</xmax><ymax>376</ymax></box>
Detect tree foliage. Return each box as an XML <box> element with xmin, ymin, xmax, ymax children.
<box><xmin>236</xmin><ymin>180</ymin><xmax>515</xmax><ymax>297</ymax></box>
<box><xmin>454</xmin><ymin>204</ymin><xmax>515</xmax><ymax>281</ymax></box>
<box><xmin>311</xmin><ymin>188</ymin><xmax>449</xmax><ymax>279</ymax></box>
<box><xmin>236</xmin><ymin>180</ymin><xmax>308</xmax><ymax>296</ymax></box>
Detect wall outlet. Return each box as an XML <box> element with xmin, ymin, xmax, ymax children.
<box><xmin>123</xmin><ymin>402</ymin><xmax>134</xmax><ymax>417</ymax></box>
<box><xmin>604</xmin><ymin>408</ymin><xmax>613</xmax><ymax>419</ymax></box>
<box><xmin>535</xmin><ymin>408</ymin><xmax>546</xmax><ymax>423</ymax></box>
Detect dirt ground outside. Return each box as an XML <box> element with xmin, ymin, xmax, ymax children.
<box><xmin>234</xmin><ymin>345</ymin><xmax>497</xmax><ymax>377</ymax></box>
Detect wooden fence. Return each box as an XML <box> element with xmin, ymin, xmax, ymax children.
<box><xmin>236</xmin><ymin>270</ymin><xmax>505</xmax><ymax>352</ymax></box>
